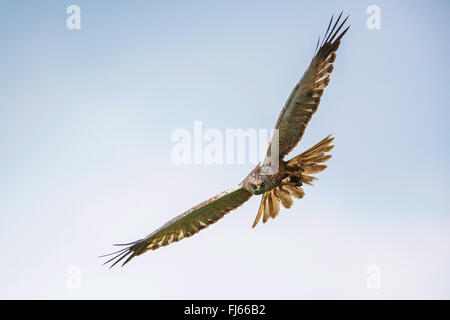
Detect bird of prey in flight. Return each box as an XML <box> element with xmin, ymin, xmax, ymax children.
<box><xmin>103</xmin><ymin>13</ymin><xmax>349</xmax><ymax>267</ymax></box>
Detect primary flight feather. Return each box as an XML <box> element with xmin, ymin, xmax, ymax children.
<box><xmin>103</xmin><ymin>13</ymin><xmax>349</xmax><ymax>267</ymax></box>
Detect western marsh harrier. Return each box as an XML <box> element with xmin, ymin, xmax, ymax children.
<box><xmin>103</xmin><ymin>13</ymin><xmax>349</xmax><ymax>267</ymax></box>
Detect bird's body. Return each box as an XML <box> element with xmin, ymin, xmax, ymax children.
<box><xmin>242</xmin><ymin>160</ymin><xmax>288</xmax><ymax>195</ymax></box>
<box><xmin>103</xmin><ymin>13</ymin><xmax>349</xmax><ymax>267</ymax></box>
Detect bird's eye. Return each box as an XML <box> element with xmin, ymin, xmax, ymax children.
<box><xmin>255</xmin><ymin>182</ymin><xmax>264</xmax><ymax>189</ymax></box>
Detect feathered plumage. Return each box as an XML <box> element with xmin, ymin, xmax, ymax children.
<box><xmin>103</xmin><ymin>13</ymin><xmax>349</xmax><ymax>267</ymax></box>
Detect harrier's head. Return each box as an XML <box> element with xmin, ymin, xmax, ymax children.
<box><xmin>243</xmin><ymin>166</ymin><xmax>273</xmax><ymax>195</ymax></box>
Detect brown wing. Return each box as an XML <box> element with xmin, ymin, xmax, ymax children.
<box><xmin>265</xmin><ymin>13</ymin><xmax>349</xmax><ymax>160</ymax></box>
<box><xmin>103</xmin><ymin>185</ymin><xmax>252</xmax><ymax>267</ymax></box>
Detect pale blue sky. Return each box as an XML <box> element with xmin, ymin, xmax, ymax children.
<box><xmin>1</xmin><ymin>0</ymin><xmax>449</xmax><ymax>299</ymax></box>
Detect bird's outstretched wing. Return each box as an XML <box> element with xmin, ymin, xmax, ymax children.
<box><xmin>102</xmin><ymin>185</ymin><xmax>252</xmax><ymax>267</ymax></box>
<box><xmin>265</xmin><ymin>13</ymin><xmax>349</xmax><ymax>161</ymax></box>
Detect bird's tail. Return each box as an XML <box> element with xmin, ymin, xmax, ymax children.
<box><xmin>285</xmin><ymin>135</ymin><xmax>334</xmax><ymax>181</ymax></box>
<box><xmin>252</xmin><ymin>135</ymin><xmax>334</xmax><ymax>228</ymax></box>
